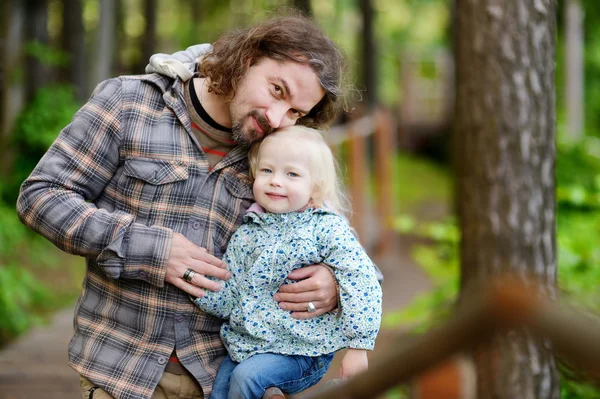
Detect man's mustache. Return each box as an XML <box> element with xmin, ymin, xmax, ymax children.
<box><xmin>250</xmin><ymin>111</ymin><xmax>272</xmax><ymax>135</ymax></box>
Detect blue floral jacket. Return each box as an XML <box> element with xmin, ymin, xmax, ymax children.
<box><xmin>193</xmin><ymin>207</ymin><xmax>382</xmax><ymax>362</ymax></box>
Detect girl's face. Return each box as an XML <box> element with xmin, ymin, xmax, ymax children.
<box><xmin>252</xmin><ymin>135</ymin><xmax>315</xmax><ymax>213</ymax></box>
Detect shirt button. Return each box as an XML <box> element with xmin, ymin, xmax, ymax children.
<box><xmin>175</xmin><ymin>314</ymin><xmax>184</xmax><ymax>323</ymax></box>
<box><xmin>139</xmin><ymin>271</ymin><xmax>147</xmax><ymax>279</ymax></box>
<box><xmin>192</xmin><ymin>221</ymin><xmax>201</xmax><ymax>230</ymax></box>
<box><xmin>157</xmin><ymin>356</ymin><xmax>167</xmax><ymax>365</ymax></box>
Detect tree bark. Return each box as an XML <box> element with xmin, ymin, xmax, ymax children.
<box><xmin>135</xmin><ymin>0</ymin><xmax>157</xmax><ymax>74</ymax></box>
<box><xmin>92</xmin><ymin>0</ymin><xmax>116</xmax><ymax>87</ymax></box>
<box><xmin>24</xmin><ymin>0</ymin><xmax>51</xmax><ymax>102</ymax></box>
<box><xmin>454</xmin><ymin>0</ymin><xmax>559</xmax><ymax>397</ymax></box>
<box><xmin>189</xmin><ymin>0</ymin><xmax>203</xmax><ymax>40</ymax></box>
<box><xmin>0</xmin><ymin>0</ymin><xmax>26</xmax><ymax>178</ymax></box>
<box><xmin>565</xmin><ymin>0</ymin><xmax>584</xmax><ymax>138</ymax></box>
<box><xmin>360</xmin><ymin>0</ymin><xmax>377</xmax><ymax>108</ymax></box>
<box><xmin>61</xmin><ymin>0</ymin><xmax>86</xmax><ymax>100</ymax></box>
<box><xmin>291</xmin><ymin>0</ymin><xmax>312</xmax><ymax>16</ymax></box>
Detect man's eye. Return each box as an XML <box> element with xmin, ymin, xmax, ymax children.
<box><xmin>290</xmin><ymin>109</ymin><xmax>301</xmax><ymax>118</ymax></box>
<box><xmin>273</xmin><ymin>85</ymin><xmax>282</xmax><ymax>94</ymax></box>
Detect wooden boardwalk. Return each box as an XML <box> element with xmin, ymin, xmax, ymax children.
<box><xmin>0</xmin><ymin>233</ymin><xmax>431</xmax><ymax>399</ymax></box>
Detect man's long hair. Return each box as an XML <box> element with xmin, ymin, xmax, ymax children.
<box><xmin>200</xmin><ymin>15</ymin><xmax>346</xmax><ymax>128</ymax></box>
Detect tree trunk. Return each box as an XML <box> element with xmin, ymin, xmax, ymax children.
<box><xmin>135</xmin><ymin>0</ymin><xmax>157</xmax><ymax>74</ymax></box>
<box><xmin>189</xmin><ymin>0</ymin><xmax>203</xmax><ymax>40</ymax></box>
<box><xmin>291</xmin><ymin>0</ymin><xmax>312</xmax><ymax>16</ymax></box>
<box><xmin>565</xmin><ymin>0</ymin><xmax>584</xmax><ymax>139</ymax></box>
<box><xmin>0</xmin><ymin>0</ymin><xmax>26</xmax><ymax>178</ymax></box>
<box><xmin>61</xmin><ymin>0</ymin><xmax>86</xmax><ymax>100</ymax></box>
<box><xmin>92</xmin><ymin>0</ymin><xmax>116</xmax><ymax>87</ymax></box>
<box><xmin>360</xmin><ymin>0</ymin><xmax>377</xmax><ymax>108</ymax></box>
<box><xmin>454</xmin><ymin>0</ymin><xmax>559</xmax><ymax>398</ymax></box>
<box><xmin>24</xmin><ymin>0</ymin><xmax>51</xmax><ymax>102</ymax></box>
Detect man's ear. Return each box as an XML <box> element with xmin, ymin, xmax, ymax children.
<box><xmin>245</xmin><ymin>57</ymin><xmax>255</xmax><ymax>69</ymax></box>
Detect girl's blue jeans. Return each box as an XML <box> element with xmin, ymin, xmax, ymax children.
<box><xmin>208</xmin><ymin>352</ymin><xmax>334</xmax><ymax>399</ymax></box>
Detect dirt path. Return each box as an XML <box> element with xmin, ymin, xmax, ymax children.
<box><xmin>0</xmin><ymin>232</ymin><xmax>431</xmax><ymax>399</ymax></box>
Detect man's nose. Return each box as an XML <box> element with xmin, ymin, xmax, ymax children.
<box><xmin>265</xmin><ymin>104</ymin><xmax>291</xmax><ymax>129</ymax></box>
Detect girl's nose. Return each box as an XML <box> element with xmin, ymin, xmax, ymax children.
<box><xmin>269</xmin><ymin>175</ymin><xmax>283</xmax><ymax>187</ymax></box>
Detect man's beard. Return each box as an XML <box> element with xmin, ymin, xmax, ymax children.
<box><xmin>231</xmin><ymin>110</ymin><xmax>272</xmax><ymax>146</ymax></box>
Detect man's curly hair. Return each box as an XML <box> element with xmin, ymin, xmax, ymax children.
<box><xmin>200</xmin><ymin>15</ymin><xmax>346</xmax><ymax>128</ymax></box>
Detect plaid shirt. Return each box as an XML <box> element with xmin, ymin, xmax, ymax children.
<box><xmin>17</xmin><ymin>73</ymin><xmax>254</xmax><ymax>398</ymax></box>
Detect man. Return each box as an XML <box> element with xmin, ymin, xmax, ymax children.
<box><xmin>18</xmin><ymin>15</ymin><xmax>345</xmax><ymax>399</ymax></box>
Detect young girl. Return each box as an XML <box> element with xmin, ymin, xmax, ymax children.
<box><xmin>193</xmin><ymin>126</ymin><xmax>382</xmax><ymax>399</ymax></box>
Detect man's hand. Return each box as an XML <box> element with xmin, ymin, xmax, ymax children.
<box><xmin>273</xmin><ymin>264</ymin><xmax>338</xmax><ymax>319</ymax></box>
<box><xmin>165</xmin><ymin>232</ymin><xmax>231</xmax><ymax>297</ymax></box>
<box><xmin>340</xmin><ymin>349</ymin><xmax>368</xmax><ymax>379</ymax></box>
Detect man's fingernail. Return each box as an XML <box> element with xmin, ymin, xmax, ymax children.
<box><xmin>278</xmin><ymin>303</ymin><xmax>287</xmax><ymax>310</ymax></box>
<box><xmin>273</xmin><ymin>294</ymin><xmax>280</xmax><ymax>301</ymax></box>
<box><xmin>225</xmin><ymin>272</ymin><xmax>232</xmax><ymax>279</ymax></box>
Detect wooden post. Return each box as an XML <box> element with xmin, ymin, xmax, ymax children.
<box><xmin>410</xmin><ymin>355</ymin><xmax>476</xmax><ymax>399</ymax></box>
<box><xmin>374</xmin><ymin>108</ymin><xmax>395</xmax><ymax>256</ymax></box>
<box><xmin>348</xmin><ymin>124</ymin><xmax>367</xmax><ymax>241</ymax></box>
<box><xmin>299</xmin><ymin>276</ymin><xmax>600</xmax><ymax>399</ymax></box>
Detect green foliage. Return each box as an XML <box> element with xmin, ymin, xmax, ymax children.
<box><xmin>391</xmin><ymin>153</ymin><xmax>452</xmax><ymax>216</ymax></box>
<box><xmin>0</xmin><ymin>82</ymin><xmax>83</xmax><ymax>346</ymax></box>
<box><xmin>555</xmin><ymin>136</ymin><xmax>600</xmax><ymax>311</ymax></box>
<box><xmin>0</xmin><ymin>204</ymin><xmax>52</xmax><ymax>343</ymax></box>
<box><xmin>23</xmin><ymin>41</ymin><xmax>69</xmax><ymax>67</ymax></box>
<box><xmin>383</xmin><ymin>216</ymin><xmax>458</xmax><ymax>331</ymax></box>
<box><xmin>556</xmin><ymin>136</ymin><xmax>600</xmax><ymax>209</ymax></box>
<box><xmin>0</xmin><ymin>199</ymin><xmax>83</xmax><ymax>346</ymax></box>
<box><xmin>3</xmin><ymin>84</ymin><xmax>80</xmax><ymax>205</ymax></box>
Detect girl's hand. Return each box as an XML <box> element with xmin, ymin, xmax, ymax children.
<box><xmin>340</xmin><ymin>349</ymin><xmax>368</xmax><ymax>379</ymax></box>
<box><xmin>273</xmin><ymin>264</ymin><xmax>338</xmax><ymax>319</ymax></box>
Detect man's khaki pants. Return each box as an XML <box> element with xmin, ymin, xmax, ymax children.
<box><xmin>80</xmin><ymin>373</ymin><xmax>204</xmax><ymax>399</ymax></box>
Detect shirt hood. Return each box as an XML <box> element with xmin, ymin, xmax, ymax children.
<box><xmin>145</xmin><ymin>43</ymin><xmax>212</xmax><ymax>82</ymax></box>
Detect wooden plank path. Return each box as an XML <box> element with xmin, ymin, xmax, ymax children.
<box><xmin>0</xmin><ymin>232</ymin><xmax>431</xmax><ymax>399</ymax></box>
<box><xmin>0</xmin><ymin>307</ymin><xmax>80</xmax><ymax>398</ymax></box>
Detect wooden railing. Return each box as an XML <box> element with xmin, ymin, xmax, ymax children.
<box><xmin>326</xmin><ymin>108</ymin><xmax>396</xmax><ymax>256</ymax></box>
<box><xmin>298</xmin><ymin>276</ymin><xmax>600</xmax><ymax>399</ymax></box>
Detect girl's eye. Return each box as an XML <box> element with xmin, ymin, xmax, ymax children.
<box><xmin>261</xmin><ymin>168</ymin><xmax>272</xmax><ymax>174</ymax></box>
<box><xmin>288</xmin><ymin>172</ymin><xmax>299</xmax><ymax>177</ymax></box>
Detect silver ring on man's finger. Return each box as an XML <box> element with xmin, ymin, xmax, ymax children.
<box><xmin>307</xmin><ymin>301</ymin><xmax>317</xmax><ymax>313</ymax></box>
<box><xmin>183</xmin><ymin>268</ymin><xmax>196</xmax><ymax>283</ymax></box>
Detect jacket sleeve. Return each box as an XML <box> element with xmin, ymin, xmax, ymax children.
<box><xmin>192</xmin><ymin>230</ymin><xmax>242</xmax><ymax>319</ymax></box>
<box><xmin>16</xmin><ymin>78</ymin><xmax>173</xmax><ymax>287</ymax></box>
<box><xmin>319</xmin><ymin>214</ymin><xmax>382</xmax><ymax>350</ymax></box>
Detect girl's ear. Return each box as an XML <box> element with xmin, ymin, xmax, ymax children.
<box><xmin>310</xmin><ymin>186</ymin><xmax>323</xmax><ymax>208</ymax></box>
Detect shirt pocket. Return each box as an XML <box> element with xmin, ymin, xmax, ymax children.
<box><xmin>117</xmin><ymin>157</ymin><xmax>190</xmax><ymax>223</ymax></box>
<box><xmin>122</xmin><ymin>157</ymin><xmax>189</xmax><ymax>185</ymax></box>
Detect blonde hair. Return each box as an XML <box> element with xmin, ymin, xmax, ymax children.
<box><xmin>248</xmin><ymin>126</ymin><xmax>350</xmax><ymax>216</ymax></box>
